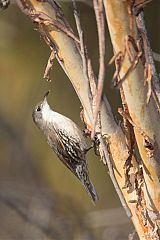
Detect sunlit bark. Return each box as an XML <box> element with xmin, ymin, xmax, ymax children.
<box><xmin>14</xmin><ymin>0</ymin><xmax>160</xmax><ymax>238</ymax></box>
<box><xmin>103</xmin><ymin>0</ymin><xmax>160</xmax><ymax>239</ymax></box>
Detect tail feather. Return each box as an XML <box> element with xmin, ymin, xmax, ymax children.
<box><xmin>75</xmin><ymin>164</ymin><xmax>98</xmax><ymax>203</ymax></box>
<box><xmin>82</xmin><ymin>178</ymin><xmax>99</xmax><ymax>204</ymax></box>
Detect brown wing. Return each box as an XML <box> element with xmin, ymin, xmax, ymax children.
<box><xmin>46</xmin><ymin>127</ymin><xmax>87</xmax><ymax>175</ymax></box>
<box><xmin>46</xmin><ymin>126</ymin><xmax>98</xmax><ymax>203</ymax></box>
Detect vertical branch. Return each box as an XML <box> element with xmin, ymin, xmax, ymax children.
<box><xmin>72</xmin><ymin>0</ymin><xmax>89</xmax><ymax>85</ymax></box>
<box><xmin>92</xmin><ymin>0</ymin><xmax>106</xmax><ymax>139</ymax></box>
<box><xmin>103</xmin><ymin>0</ymin><xmax>160</xmax><ymax>238</ymax></box>
<box><xmin>98</xmin><ymin>135</ymin><xmax>132</xmax><ymax>217</ymax></box>
<box><xmin>72</xmin><ymin>1</ymin><xmax>131</xmax><ymax>218</ymax></box>
<box><xmin>135</xmin><ymin>10</ymin><xmax>160</xmax><ymax>104</ymax></box>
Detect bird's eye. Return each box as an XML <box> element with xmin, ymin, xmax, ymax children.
<box><xmin>36</xmin><ymin>106</ymin><xmax>41</xmax><ymax>112</ymax></box>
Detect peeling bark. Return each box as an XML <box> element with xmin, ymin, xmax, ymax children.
<box><xmin>5</xmin><ymin>0</ymin><xmax>160</xmax><ymax>238</ymax></box>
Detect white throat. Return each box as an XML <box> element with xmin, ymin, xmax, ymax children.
<box><xmin>42</xmin><ymin>102</ymin><xmax>54</xmax><ymax>122</ymax></box>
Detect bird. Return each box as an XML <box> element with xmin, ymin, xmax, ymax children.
<box><xmin>32</xmin><ymin>91</ymin><xmax>98</xmax><ymax>203</ymax></box>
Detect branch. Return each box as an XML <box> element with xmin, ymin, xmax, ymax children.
<box><xmin>103</xmin><ymin>0</ymin><xmax>160</xmax><ymax>238</ymax></box>
<box><xmin>135</xmin><ymin>10</ymin><xmax>160</xmax><ymax>104</ymax></box>
<box><xmin>92</xmin><ymin>0</ymin><xmax>106</xmax><ymax>139</ymax></box>
<box><xmin>72</xmin><ymin>1</ymin><xmax>131</xmax><ymax>217</ymax></box>
<box><xmin>14</xmin><ymin>0</ymin><xmax>149</xmax><ymax>235</ymax></box>
<box><xmin>72</xmin><ymin>0</ymin><xmax>89</xmax><ymax>95</ymax></box>
<box><xmin>98</xmin><ymin>135</ymin><xmax>132</xmax><ymax>218</ymax></box>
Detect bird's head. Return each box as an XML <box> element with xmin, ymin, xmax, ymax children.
<box><xmin>32</xmin><ymin>91</ymin><xmax>50</xmax><ymax>128</ymax></box>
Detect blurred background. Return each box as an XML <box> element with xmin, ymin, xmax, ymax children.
<box><xmin>0</xmin><ymin>0</ymin><xmax>159</xmax><ymax>239</ymax></box>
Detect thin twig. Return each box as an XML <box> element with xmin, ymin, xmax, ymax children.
<box><xmin>31</xmin><ymin>12</ymin><xmax>80</xmax><ymax>44</ymax></box>
<box><xmin>87</xmin><ymin>59</ymin><xmax>97</xmax><ymax>97</ymax></box>
<box><xmin>134</xmin><ymin>0</ymin><xmax>152</xmax><ymax>14</ymax></box>
<box><xmin>91</xmin><ymin>0</ymin><xmax>105</xmax><ymax>139</ymax></box>
<box><xmin>98</xmin><ymin>135</ymin><xmax>132</xmax><ymax>218</ymax></box>
<box><xmin>43</xmin><ymin>51</ymin><xmax>55</xmax><ymax>81</ymax></box>
<box><xmin>72</xmin><ymin>0</ymin><xmax>89</xmax><ymax>84</ymax></box>
<box><xmin>72</xmin><ymin>0</ymin><xmax>94</xmax><ymax>130</ymax></box>
<box><xmin>115</xmin><ymin>51</ymin><xmax>142</xmax><ymax>88</ymax></box>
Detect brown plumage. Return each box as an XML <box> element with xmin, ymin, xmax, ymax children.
<box><xmin>32</xmin><ymin>91</ymin><xmax>98</xmax><ymax>203</ymax></box>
